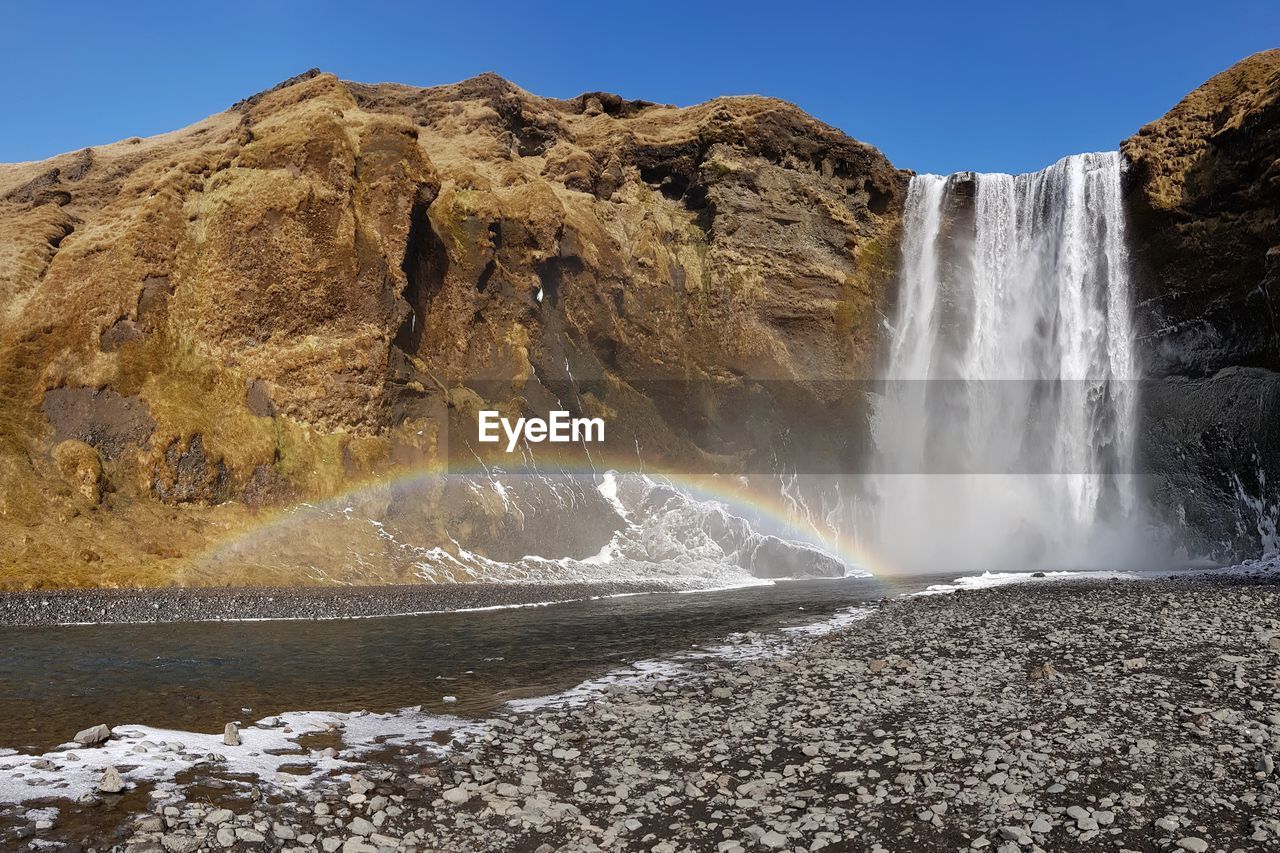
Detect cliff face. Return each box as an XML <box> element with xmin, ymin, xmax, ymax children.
<box><xmin>1123</xmin><ymin>50</ymin><xmax>1280</xmax><ymax>558</ymax></box>
<box><xmin>8</xmin><ymin>58</ymin><xmax>1275</xmax><ymax>588</ymax></box>
<box><xmin>0</xmin><ymin>71</ymin><xmax>905</xmax><ymax>588</ymax></box>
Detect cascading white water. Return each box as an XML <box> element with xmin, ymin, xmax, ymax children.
<box><xmin>873</xmin><ymin>151</ymin><xmax>1140</xmax><ymax>573</ymax></box>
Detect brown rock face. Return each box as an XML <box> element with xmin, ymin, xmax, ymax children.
<box><xmin>1123</xmin><ymin>50</ymin><xmax>1280</xmax><ymax>558</ymax></box>
<box><xmin>0</xmin><ymin>71</ymin><xmax>905</xmax><ymax>587</ymax></box>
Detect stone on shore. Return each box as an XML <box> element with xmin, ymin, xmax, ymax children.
<box><xmin>161</xmin><ymin>831</ymin><xmax>205</xmax><ymax>853</ymax></box>
<box><xmin>97</xmin><ymin>766</ymin><xmax>125</xmax><ymax>793</ymax></box>
<box><xmin>73</xmin><ymin>724</ymin><xmax>111</xmax><ymax>745</ymax></box>
<box><xmin>12</xmin><ymin>574</ymin><xmax>1280</xmax><ymax>850</ymax></box>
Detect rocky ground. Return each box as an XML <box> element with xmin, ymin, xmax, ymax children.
<box><xmin>0</xmin><ymin>581</ymin><xmax>683</xmax><ymax>626</ymax></box>
<box><xmin>5</xmin><ymin>573</ymin><xmax>1280</xmax><ymax>852</ymax></box>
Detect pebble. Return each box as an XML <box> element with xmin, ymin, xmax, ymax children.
<box><xmin>10</xmin><ymin>575</ymin><xmax>1279</xmax><ymax>852</ymax></box>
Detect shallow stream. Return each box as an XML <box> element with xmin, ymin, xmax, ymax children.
<box><xmin>0</xmin><ymin>575</ymin><xmax>949</xmax><ymax>752</ymax></box>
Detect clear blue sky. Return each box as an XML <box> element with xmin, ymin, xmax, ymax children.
<box><xmin>3</xmin><ymin>1</ymin><xmax>1276</xmax><ymax>174</ymax></box>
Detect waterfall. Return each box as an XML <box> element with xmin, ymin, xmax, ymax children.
<box><xmin>873</xmin><ymin>151</ymin><xmax>1139</xmax><ymax>573</ymax></box>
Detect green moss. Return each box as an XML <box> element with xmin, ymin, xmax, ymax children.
<box><xmin>703</xmin><ymin>160</ymin><xmax>737</xmax><ymax>181</ymax></box>
<box><xmin>836</xmin><ymin>229</ymin><xmax>900</xmax><ymax>333</ymax></box>
<box><xmin>429</xmin><ymin>188</ymin><xmax>490</xmax><ymax>269</ymax></box>
<box><xmin>683</xmin><ymin>221</ymin><xmax>713</xmax><ymax>320</ymax></box>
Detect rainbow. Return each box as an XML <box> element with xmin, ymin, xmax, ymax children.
<box><xmin>195</xmin><ymin>455</ymin><xmax>897</xmax><ymax>580</ymax></box>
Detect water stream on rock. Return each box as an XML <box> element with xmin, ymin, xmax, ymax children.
<box><xmin>873</xmin><ymin>151</ymin><xmax>1141</xmax><ymax>573</ymax></box>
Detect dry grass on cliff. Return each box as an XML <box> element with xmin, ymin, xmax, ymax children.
<box><xmin>1123</xmin><ymin>48</ymin><xmax>1280</xmax><ymax>209</ymax></box>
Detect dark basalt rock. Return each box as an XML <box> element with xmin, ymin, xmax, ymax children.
<box><xmin>1139</xmin><ymin>369</ymin><xmax>1280</xmax><ymax>559</ymax></box>
<box><xmin>41</xmin><ymin>387</ymin><xmax>155</xmax><ymax>461</ymax></box>
<box><xmin>1124</xmin><ymin>49</ymin><xmax>1280</xmax><ymax>560</ymax></box>
<box><xmin>152</xmin><ymin>434</ymin><xmax>232</xmax><ymax>505</ymax></box>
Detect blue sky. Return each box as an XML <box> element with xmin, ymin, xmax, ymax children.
<box><xmin>2</xmin><ymin>1</ymin><xmax>1276</xmax><ymax>174</ymax></box>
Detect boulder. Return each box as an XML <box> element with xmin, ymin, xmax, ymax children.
<box><xmin>97</xmin><ymin>766</ymin><xmax>125</xmax><ymax>793</ymax></box>
<box><xmin>73</xmin><ymin>724</ymin><xmax>112</xmax><ymax>746</ymax></box>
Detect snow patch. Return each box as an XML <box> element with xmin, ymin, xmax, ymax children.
<box><xmin>0</xmin><ymin>709</ymin><xmax>475</xmax><ymax>806</ymax></box>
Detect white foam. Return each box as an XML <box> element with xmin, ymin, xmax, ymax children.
<box><xmin>912</xmin><ymin>568</ymin><xmax>1141</xmax><ymax>596</ymax></box>
<box><xmin>508</xmin><ymin>604</ymin><xmax>875</xmax><ymax>713</ymax></box>
<box><xmin>780</xmin><ymin>605</ymin><xmax>876</xmax><ymax>636</ymax></box>
<box><xmin>1177</xmin><ymin>555</ymin><xmax>1280</xmax><ymax>578</ymax></box>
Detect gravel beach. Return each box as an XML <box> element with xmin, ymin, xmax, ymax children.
<box><xmin>4</xmin><ymin>572</ymin><xmax>1279</xmax><ymax>852</ymax></box>
<box><xmin>0</xmin><ymin>581</ymin><xmax>689</xmax><ymax>627</ymax></box>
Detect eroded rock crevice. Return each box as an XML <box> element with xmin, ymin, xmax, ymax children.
<box><xmin>151</xmin><ymin>434</ymin><xmax>232</xmax><ymax>505</ymax></box>
<box><xmin>393</xmin><ymin>190</ymin><xmax>449</xmax><ymax>356</ymax></box>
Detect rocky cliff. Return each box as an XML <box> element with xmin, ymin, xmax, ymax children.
<box><xmin>1123</xmin><ymin>49</ymin><xmax>1280</xmax><ymax>558</ymax></box>
<box><xmin>0</xmin><ymin>71</ymin><xmax>905</xmax><ymax>588</ymax></box>
<box><xmin>5</xmin><ymin>55</ymin><xmax>1278</xmax><ymax>589</ymax></box>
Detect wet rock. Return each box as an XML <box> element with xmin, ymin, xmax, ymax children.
<box><xmin>1124</xmin><ymin>49</ymin><xmax>1280</xmax><ymax>558</ymax></box>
